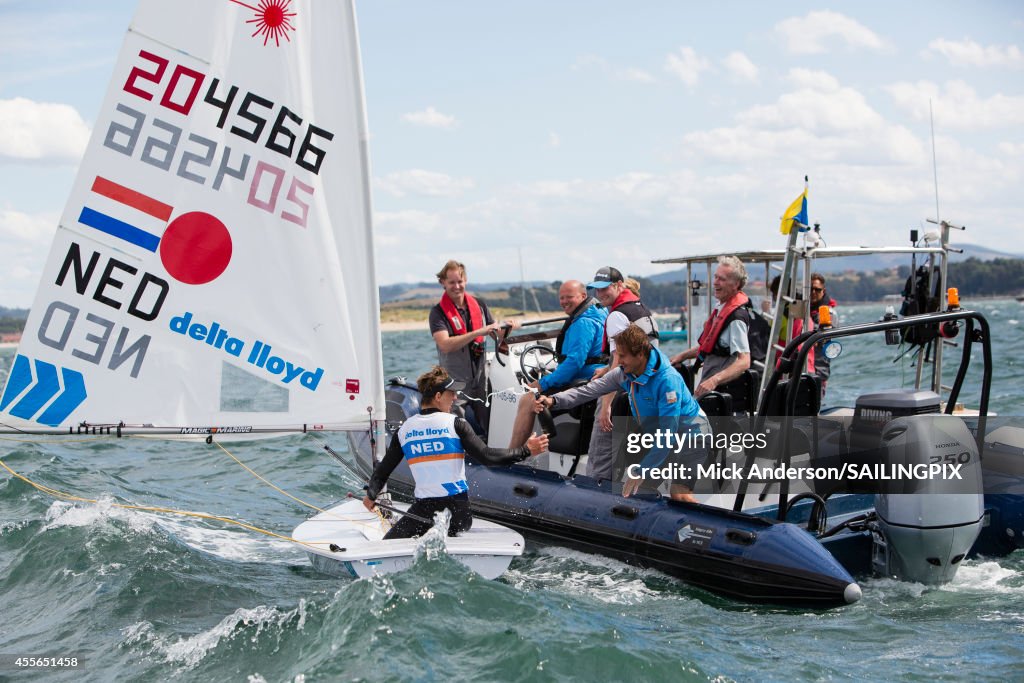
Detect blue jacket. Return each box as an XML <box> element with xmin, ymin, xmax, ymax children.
<box><xmin>618</xmin><ymin>347</ymin><xmax>703</xmax><ymax>469</ymax></box>
<box><xmin>539</xmin><ymin>304</ymin><xmax>607</xmax><ymax>392</ymax></box>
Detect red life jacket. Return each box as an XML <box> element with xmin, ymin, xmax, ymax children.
<box><xmin>601</xmin><ymin>289</ymin><xmax>640</xmax><ymax>352</ymax></box>
<box><xmin>439</xmin><ymin>292</ymin><xmax>484</xmax><ymax>343</ymax></box>
<box><xmin>697</xmin><ymin>291</ymin><xmax>749</xmax><ymax>356</ymax></box>
<box><xmin>775</xmin><ymin>308</ymin><xmax>816</xmax><ymax>372</ymax></box>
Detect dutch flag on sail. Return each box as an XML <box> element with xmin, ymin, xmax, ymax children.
<box><xmin>77</xmin><ymin>176</ymin><xmax>173</xmax><ymax>252</ymax></box>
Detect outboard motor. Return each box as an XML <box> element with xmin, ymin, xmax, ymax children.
<box><xmin>871</xmin><ymin>414</ymin><xmax>984</xmax><ymax>584</ymax></box>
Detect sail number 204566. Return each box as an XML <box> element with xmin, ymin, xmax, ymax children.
<box><xmin>104</xmin><ymin>49</ymin><xmax>337</xmax><ymax>229</ymax></box>
<box><xmin>122</xmin><ymin>50</ymin><xmax>334</xmax><ymax>175</ymax></box>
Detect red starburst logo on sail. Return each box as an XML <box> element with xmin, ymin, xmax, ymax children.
<box><xmin>229</xmin><ymin>0</ymin><xmax>296</xmax><ymax>47</ymax></box>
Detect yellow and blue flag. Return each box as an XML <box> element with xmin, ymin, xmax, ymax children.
<box><xmin>780</xmin><ymin>180</ymin><xmax>809</xmax><ymax>235</ymax></box>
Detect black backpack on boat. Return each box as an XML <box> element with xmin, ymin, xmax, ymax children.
<box><xmin>899</xmin><ymin>265</ymin><xmax>941</xmax><ymax>346</ymax></box>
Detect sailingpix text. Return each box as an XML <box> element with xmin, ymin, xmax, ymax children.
<box><xmin>626</xmin><ymin>461</ymin><xmax>967</xmax><ymax>482</ymax></box>
<box><xmin>170</xmin><ymin>311</ymin><xmax>323</xmax><ymax>390</ymax></box>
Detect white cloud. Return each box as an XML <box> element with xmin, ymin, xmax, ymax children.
<box><xmin>548</xmin><ymin>132</ymin><xmax>561</xmax><ymax>148</ymax></box>
<box><xmin>375</xmin><ymin>169</ymin><xmax>474</xmax><ymax>198</ymax></box>
<box><xmin>0</xmin><ymin>208</ymin><xmax>59</xmax><ymax>306</ymax></box>
<box><xmin>786</xmin><ymin>68</ymin><xmax>841</xmax><ymax>92</ymax></box>
<box><xmin>0</xmin><ymin>208</ymin><xmax>58</xmax><ymax>244</ymax></box>
<box><xmin>924</xmin><ymin>38</ymin><xmax>1024</xmax><ymax>68</ymax></box>
<box><xmin>722</xmin><ymin>52</ymin><xmax>759</xmax><ymax>83</ymax></box>
<box><xmin>0</xmin><ymin>97</ymin><xmax>90</xmax><ymax>163</ymax></box>
<box><xmin>664</xmin><ymin>47</ymin><xmax>711</xmax><ymax>87</ymax></box>
<box><xmin>681</xmin><ymin>70</ymin><xmax>926</xmax><ymax>168</ymax></box>
<box><xmin>373</xmin><ymin>209</ymin><xmax>446</xmax><ymax>248</ymax></box>
<box><xmin>885</xmin><ymin>80</ymin><xmax>1024</xmax><ymax>128</ymax></box>
<box><xmin>740</xmin><ymin>69</ymin><xmax>884</xmax><ymax>133</ymax></box>
<box><xmin>998</xmin><ymin>141</ymin><xmax>1024</xmax><ymax>156</ymax></box>
<box><xmin>401</xmin><ymin>106</ymin><xmax>458</xmax><ymax>129</ymax></box>
<box><xmin>572</xmin><ymin>54</ymin><xmax>656</xmax><ymax>83</ymax></box>
<box><xmin>775</xmin><ymin>11</ymin><xmax>885</xmax><ymax>55</ymax></box>
<box><xmin>616</xmin><ymin>67</ymin><xmax>657</xmax><ymax>84</ymax></box>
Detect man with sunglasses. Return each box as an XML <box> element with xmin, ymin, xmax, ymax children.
<box><xmin>809</xmin><ymin>273</ymin><xmax>837</xmax><ymax>392</ymax></box>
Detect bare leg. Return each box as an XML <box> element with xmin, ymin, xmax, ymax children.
<box><xmin>508</xmin><ymin>393</ymin><xmax>539</xmax><ymax>449</ymax></box>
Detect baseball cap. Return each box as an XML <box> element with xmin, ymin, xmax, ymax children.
<box><xmin>587</xmin><ymin>266</ymin><xmax>624</xmax><ymax>289</ymax></box>
<box><xmin>436</xmin><ymin>376</ymin><xmax>464</xmax><ymax>393</ymax></box>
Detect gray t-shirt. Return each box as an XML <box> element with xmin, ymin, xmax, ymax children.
<box><xmin>428</xmin><ymin>298</ymin><xmax>494</xmax><ymax>400</ymax></box>
<box><xmin>699</xmin><ymin>302</ymin><xmax>749</xmax><ymax>382</ymax></box>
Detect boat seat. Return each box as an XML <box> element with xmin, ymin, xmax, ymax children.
<box><xmin>545</xmin><ymin>380</ymin><xmax>597</xmax><ymax>461</ymax></box>
<box><xmin>762</xmin><ymin>374</ymin><xmax>821</xmax><ymax>417</ymax></box>
<box><xmin>720</xmin><ymin>369</ymin><xmax>761</xmax><ymax>415</ymax></box>
<box><xmin>698</xmin><ymin>391</ymin><xmax>733</xmax><ymax>417</ymax></box>
<box><xmin>679</xmin><ymin>366</ymin><xmax>760</xmax><ymax>416</ymax></box>
<box><xmin>674</xmin><ymin>362</ymin><xmax>695</xmax><ymax>394</ymax></box>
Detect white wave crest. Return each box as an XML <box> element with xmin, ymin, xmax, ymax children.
<box><xmin>43</xmin><ymin>496</ymin><xmax>157</xmax><ymax>534</ymax></box>
<box><xmin>0</xmin><ymin>519</ymin><xmax>30</xmax><ymax>535</ymax></box>
<box><xmin>155</xmin><ymin>515</ymin><xmax>305</xmax><ymax>565</ymax></box>
<box><xmin>505</xmin><ymin>545</ymin><xmax>663</xmax><ymax>604</ymax></box>
<box><xmin>946</xmin><ymin>559</ymin><xmax>1023</xmax><ymax>594</ymax></box>
<box><xmin>122</xmin><ymin>599</ymin><xmax>308</xmax><ymax>669</ymax></box>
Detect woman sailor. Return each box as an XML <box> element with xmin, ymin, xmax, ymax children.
<box><xmin>363</xmin><ymin>366</ymin><xmax>548</xmax><ymax>539</ymax></box>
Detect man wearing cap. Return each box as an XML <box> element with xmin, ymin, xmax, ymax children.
<box><xmin>589</xmin><ymin>266</ymin><xmax>659</xmax><ymax>357</ymax></box>
<box><xmin>364</xmin><ymin>365</ymin><xmax>548</xmax><ymax>539</ymax></box>
<box><xmin>582</xmin><ymin>266</ymin><xmax>659</xmax><ymax>481</ymax></box>
<box><xmin>429</xmin><ymin>259</ymin><xmax>519</xmax><ymax>434</ymax></box>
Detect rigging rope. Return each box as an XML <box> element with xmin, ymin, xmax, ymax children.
<box><xmin>0</xmin><ymin>454</ymin><xmax>320</xmax><ymax>548</ymax></box>
<box><xmin>212</xmin><ymin>437</ymin><xmax>389</xmax><ymax>531</ymax></box>
<box><xmin>0</xmin><ymin>433</ymin><xmax>392</xmax><ymax>548</ymax></box>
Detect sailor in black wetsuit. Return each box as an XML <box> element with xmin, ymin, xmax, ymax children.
<box><xmin>363</xmin><ymin>366</ymin><xmax>548</xmax><ymax>539</ymax></box>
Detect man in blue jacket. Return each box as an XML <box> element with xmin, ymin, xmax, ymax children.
<box><xmin>508</xmin><ymin>280</ymin><xmax>606</xmax><ymax>447</ymax></box>
<box><xmin>535</xmin><ymin>280</ymin><xmax>607</xmax><ymax>393</ymax></box>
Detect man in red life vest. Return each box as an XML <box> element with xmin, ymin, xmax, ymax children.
<box><xmin>671</xmin><ymin>255</ymin><xmax>752</xmax><ymax>401</ymax></box>
<box><xmin>429</xmin><ymin>259</ymin><xmax>519</xmax><ymax>435</ymax></box>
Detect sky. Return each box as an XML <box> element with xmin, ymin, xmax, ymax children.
<box><xmin>0</xmin><ymin>1</ymin><xmax>1022</xmax><ymax>307</ymax></box>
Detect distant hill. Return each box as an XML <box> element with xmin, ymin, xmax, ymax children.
<box><xmin>643</xmin><ymin>243</ymin><xmax>1022</xmax><ymax>284</ymax></box>
<box><xmin>0</xmin><ymin>306</ymin><xmax>28</xmax><ymax>320</ymax></box>
<box><xmin>379</xmin><ymin>280</ymin><xmax>550</xmax><ymax>303</ymax></box>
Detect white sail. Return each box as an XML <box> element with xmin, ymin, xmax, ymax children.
<box><xmin>0</xmin><ymin>0</ymin><xmax>384</xmax><ymax>433</ymax></box>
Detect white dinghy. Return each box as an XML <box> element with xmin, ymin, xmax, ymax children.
<box><xmin>0</xmin><ymin>0</ymin><xmax>528</xmax><ymax>582</ymax></box>
<box><xmin>292</xmin><ymin>499</ymin><xmax>525</xmax><ymax>579</ymax></box>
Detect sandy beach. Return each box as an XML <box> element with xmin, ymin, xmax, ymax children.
<box><xmin>380</xmin><ymin>320</ymin><xmax>430</xmax><ymax>332</ymax></box>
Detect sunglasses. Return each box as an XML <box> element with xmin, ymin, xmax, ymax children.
<box><xmin>811</xmin><ymin>287</ymin><xmax>824</xmax><ymax>293</ymax></box>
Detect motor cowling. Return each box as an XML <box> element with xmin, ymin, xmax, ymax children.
<box><xmin>871</xmin><ymin>415</ymin><xmax>984</xmax><ymax>584</ymax></box>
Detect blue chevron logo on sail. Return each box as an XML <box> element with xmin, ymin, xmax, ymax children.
<box><xmin>0</xmin><ymin>355</ymin><xmax>88</xmax><ymax>427</ymax></box>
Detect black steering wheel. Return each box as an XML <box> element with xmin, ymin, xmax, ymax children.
<box><xmin>519</xmin><ymin>344</ymin><xmax>557</xmax><ymax>382</ymax></box>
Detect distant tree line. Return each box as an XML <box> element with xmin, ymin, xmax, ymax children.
<box><xmin>4</xmin><ymin>258</ymin><xmax>1023</xmax><ymax>332</ymax></box>
<box><xmin>501</xmin><ymin>257</ymin><xmax>1024</xmax><ymax>312</ymax></box>
<box><xmin>0</xmin><ymin>307</ymin><xmax>28</xmax><ymax>334</ymax></box>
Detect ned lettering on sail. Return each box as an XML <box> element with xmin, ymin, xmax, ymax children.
<box><xmin>36</xmin><ymin>240</ymin><xmax>168</xmax><ymax>379</ymax></box>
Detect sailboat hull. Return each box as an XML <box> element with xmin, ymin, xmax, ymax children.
<box><xmin>292</xmin><ymin>499</ymin><xmax>525</xmax><ymax>580</ymax></box>
<box><xmin>353</xmin><ymin>436</ymin><xmax>862</xmax><ymax>607</ymax></box>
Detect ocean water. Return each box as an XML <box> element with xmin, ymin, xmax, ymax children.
<box><xmin>1</xmin><ymin>300</ymin><xmax>1023</xmax><ymax>682</ymax></box>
